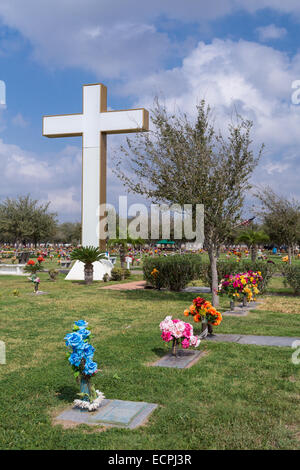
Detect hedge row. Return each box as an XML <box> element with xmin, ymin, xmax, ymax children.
<box><xmin>143</xmin><ymin>255</ymin><xmax>202</xmax><ymax>291</ymax></box>
<box><xmin>144</xmin><ymin>256</ymin><xmax>277</xmax><ymax>293</ymax></box>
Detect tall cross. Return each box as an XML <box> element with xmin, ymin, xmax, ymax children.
<box><xmin>43</xmin><ymin>83</ymin><xmax>149</xmax><ymax>250</ymax></box>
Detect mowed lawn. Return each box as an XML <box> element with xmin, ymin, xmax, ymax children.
<box><xmin>0</xmin><ymin>273</ymin><xmax>300</xmax><ymax>450</ymax></box>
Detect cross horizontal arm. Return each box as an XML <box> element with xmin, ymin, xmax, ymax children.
<box><xmin>100</xmin><ymin>108</ymin><xmax>149</xmax><ymax>134</ymax></box>
<box><xmin>43</xmin><ymin>113</ymin><xmax>83</xmax><ymax>138</ymax></box>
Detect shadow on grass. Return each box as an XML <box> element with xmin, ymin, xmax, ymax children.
<box><xmin>56</xmin><ymin>385</ymin><xmax>78</xmax><ymax>402</ymax></box>
<box><xmin>152</xmin><ymin>347</ymin><xmax>167</xmax><ymax>358</ymax></box>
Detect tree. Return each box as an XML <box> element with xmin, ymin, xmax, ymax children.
<box><xmin>0</xmin><ymin>195</ymin><xmax>57</xmax><ymax>245</ymax></box>
<box><xmin>54</xmin><ymin>222</ymin><xmax>81</xmax><ymax>244</ymax></box>
<box><xmin>236</xmin><ymin>229</ymin><xmax>269</xmax><ymax>262</ymax></box>
<box><xmin>255</xmin><ymin>188</ymin><xmax>300</xmax><ymax>265</ymax></box>
<box><xmin>70</xmin><ymin>246</ymin><xmax>104</xmax><ymax>284</ymax></box>
<box><xmin>114</xmin><ymin>101</ymin><xmax>263</xmax><ymax>305</ymax></box>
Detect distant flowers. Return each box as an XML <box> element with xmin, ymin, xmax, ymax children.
<box><xmin>159</xmin><ymin>316</ymin><xmax>200</xmax><ymax>349</ymax></box>
<box><xmin>184</xmin><ymin>297</ymin><xmax>222</xmax><ymax>326</ymax></box>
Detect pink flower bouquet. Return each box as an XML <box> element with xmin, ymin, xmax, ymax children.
<box><xmin>159</xmin><ymin>316</ymin><xmax>200</xmax><ymax>356</ymax></box>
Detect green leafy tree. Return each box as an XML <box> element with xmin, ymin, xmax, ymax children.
<box><xmin>255</xmin><ymin>188</ymin><xmax>300</xmax><ymax>265</ymax></box>
<box><xmin>70</xmin><ymin>246</ymin><xmax>104</xmax><ymax>284</ymax></box>
<box><xmin>236</xmin><ymin>229</ymin><xmax>269</xmax><ymax>262</ymax></box>
<box><xmin>54</xmin><ymin>222</ymin><xmax>81</xmax><ymax>244</ymax></box>
<box><xmin>114</xmin><ymin>100</ymin><xmax>263</xmax><ymax>305</ymax></box>
<box><xmin>0</xmin><ymin>195</ymin><xmax>57</xmax><ymax>245</ymax></box>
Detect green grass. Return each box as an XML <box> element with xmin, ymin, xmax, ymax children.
<box><xmin>0</xmin><ymin>272</ymin><xmax>299</xmax><ymax>449</ymax></box>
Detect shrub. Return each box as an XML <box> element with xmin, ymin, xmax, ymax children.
<box><xmin>143</xmin><ymin>255</ymin><xmax>202</xmax><ymax>291</ymax></box>
<box><xmin>199</xmin><ymin>260</ymin><xmax>240</xmax><ymax>288</ymax></box>
<box><xmin>48</xmin><ymin>269</ymin><xmax>59</xmax><ymax>281</ymax></box>
<box><xmin>124</xmin><ymin>269</ymin><xmax>131</xmax><ymax>279</ymax></box>
<box><xmin>282</xmin><ymin>265</ymin><xmax>300</xmax><ymax>294</ymax></box>
<box><xmin>110</xmin><ymin>268</ymin><xmax>131</xmax><ymax>281</ymax></box>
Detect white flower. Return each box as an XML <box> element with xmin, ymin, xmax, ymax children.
<box><xmin>73</xmin><ymin>390</ymin><xmax>105</xmax><ymax>412</ymax></box>
<box><xmin>190</xmin><ymin>336</ymin><xmax>201</xmax><ymax>348</ymax></box>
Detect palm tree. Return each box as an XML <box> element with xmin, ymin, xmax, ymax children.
<box><xmin>236</xmin><ymin>229</ymin><xmax>269</xmax><ymax>262</ymax></box>
<box><xmin>71</xmin><ymin>246</ymin><xmax>104</xmax><ymax>284</ymax></box>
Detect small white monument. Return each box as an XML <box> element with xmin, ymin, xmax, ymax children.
<box><xmin>0</xmin><ymin>264</ymin><xmax>26</xmax><ymax>276</ymax></box>
<box><xmin>43</xmin><ymin>84</ymin><xmax>149</xmax><ymax>281</ymax></box>
<box><xmin>65</xmin><ymin>259</ymin><xmax>113</xmax><ymax>281</ymax></box>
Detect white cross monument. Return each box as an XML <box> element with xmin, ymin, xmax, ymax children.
<box><xmin>43</xmin><ymin>83</ymin><xmax>149</xmax><ymax>280</ymax></box>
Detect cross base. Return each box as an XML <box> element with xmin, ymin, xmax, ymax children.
<box><xmin>65</xmin><ymin>260</ymin><xmax>113</xmax><ymax>281</ymax></box>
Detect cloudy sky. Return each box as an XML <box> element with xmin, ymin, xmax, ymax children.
<box><xmin>0</xmin><ymin>0</ymin><xmax>300</xmax><ymax>221</ymax></box>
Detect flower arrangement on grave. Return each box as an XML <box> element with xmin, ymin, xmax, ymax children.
<box><xmin>37</xmin><ymin>256</ymin><xmax>45</xmax><ymax>264</ymax></box>
<box><xmin>160</xmin><ymin>316</ymin><xmax>200</xmax><ymax>356</ymax></box>
<box><xmin>24</xmin><ymin>259</ymin><xmax>43</xmax><ymax>275</ymax></box>
<box><xmin>184</xmin><ymin>297</ymin><xmax>223</xmax><ymax>327</ymax></box>
<box><xmin>150</xmin><ymin>267</ymin><xmax>162</xmax><ymax>289</ymax></box>
<box><xmin>218</xmin><ymin>271</ymin><xmax>262</xmax><ymax>306</ymax></box>
<box><xmin>64</xmin><ymin>320</ymin><xmax>105</xmax><ymax>411</ymax></box>
<box><xmin>30</xmin><ymin>276</ymin><xmax>40</xmax><ymax>293</ymax></box>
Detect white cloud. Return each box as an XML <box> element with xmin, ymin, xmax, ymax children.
<box><xmin>44</xmin><ymin>187</ymin><xmax>81</xmax><ymax>215</ymax></box>
<box><xmin>0</xmin><ymin>135</ymin><xmax>148</xmax><ymax>220</ymax></box>
<box><xmin>256</xmin><ymin>24</ymin><xmax>287</xmax><ymax>42</ymax></box>
<box><xmin>122</xmin><ymin>39</ymin><xmax>300</xmax><ymax>199</ymax></box>
<box><xmin>0</xmin><ymin>139</ymin><xmax>82</xmax><ymax>219</ymax></box>
<box><xmin>0</xmin><ymin>1</ymin><xmax>298</xmax><ymax>79</ymax></box>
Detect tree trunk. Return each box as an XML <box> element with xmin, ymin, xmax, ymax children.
<box><xmin>119</xmin><ymin>245</ymin><xmax>126</xmax><ymax>268</ymax></box>
<box><xmin>251</xmin><ymin>245</ymin><xmax>257</xmax><ymax>262</ymax></box>
<box><xmin>288</xmin><ymin>246</ymin><xmax>292</xmax><ymax>265</ymax></box>
<box><xmin>208</xmin><ymin>246</ymin><xmax>219</xmax><ymax>307</ymax></box>
<box><xmin>84</xmin><ymin>263</ymin><xmax>94</xmax><ymax>285</ymax></box>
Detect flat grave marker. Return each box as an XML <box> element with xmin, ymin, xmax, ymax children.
<box><xmin>55</xmin><ymin>399</ymin><xmax>158</xmax><ymax>429</ymax></box>
<box><xmin>151</xmin><ymin>349</ymin><xmax>206</xmax><ymax>369</ymax></box>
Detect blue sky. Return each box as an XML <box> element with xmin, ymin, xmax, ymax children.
<box><xmin>1</xmin><ymin>1</ymin><xmax>300</xmax><ymax>221</ymax></box>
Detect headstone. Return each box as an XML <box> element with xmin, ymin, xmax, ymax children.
<box><xmin>204</xmin><ymin>334</ymin><xmax>300</xmax><ymax>347</ymax></box>
<box><xmin>152</xmin><ymin>349</ymin><xmax>205</xmax><ymax>369</ymax></box>
<box><xmin>55</xmin><ymin>399</ymin><xmax>157</xmax><ymax>429</ymax></box>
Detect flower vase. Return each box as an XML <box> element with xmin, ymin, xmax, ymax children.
<box><xmin>171</xmin><ymin>338</ymin><xmax>179</xmax><ymax>357</ymax></box>
<box><xmin>79</xmin><ymin>375</ymin><xmax>90</xmax><ymax>402</ymax></box>
<box><xmin>200</xmin><ymin>318</ymin><xmax>208</xmax><ymax>338</ymax></box>
<box><xmin>34</xmin><ymin>283</ymin><xmax>39</xmax><ymax>293</ymax></box>
<box><xmin>230</xmin><ymin>300</ymin><xmax>235</xmax><ymax>311</ymax></box>
<box><xmin>242</xmin><ymin>295</ymin><xmax>247</xmax><ymax>307</ymax></box>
